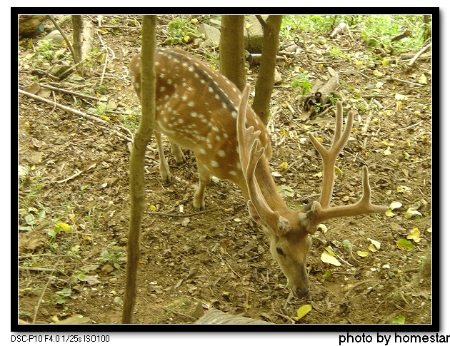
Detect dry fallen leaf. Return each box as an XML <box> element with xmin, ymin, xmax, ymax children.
<box><xmin>405</xmin><ymin>207</ymin><xmax>422</xmax><ymax>219</ymax></box>
<box><xmin>295</xmin><ymin>304</ymin><xmax>312</xmax><ymax>320</ymax></box>
<box><xmin>368</xmin><ymin>238</ymin><xmax>381</xmax><ymax>250</ymax></box>
<box><xmin>385</xmin><ymin>209</ymin><xmax>395</xmax><ymax>217</ymax></box>
<box><xmin>321</xmin><ymin>250</ymin><xmax>341</xmax><ymax>266</ymax></box>
<box><xmin>407</xmin><ymin>227</ymin><xmax>421</xmax><ymax>243</ymax></box>
<box><xmin>389</xmin><ymin>201</ymin><xmax>402</xmax><ymax>210</ymax></box>
<box><xmin>53</xmin><ymin>315</ymin><xmax>91</xmax><ymax>324</ymax></box>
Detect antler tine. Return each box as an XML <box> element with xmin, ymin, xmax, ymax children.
<box><xmin>309</xmin><ymin>166</ymin><xmax>387</xmax><ymax>226</ymax></box>
<box><xmin>359</xmin><ymin>166</ymin><xmax>388</xmax><ymax>213</ymax></box>
<box><xmin>237</xmin><ymin>85</ymin><xmax>281</xmax><ymax>233</ymax></box>
<box><xmin>308</xmin><ymin>102</ymin><xmax>353</xmax><ymax>208</ymax></box>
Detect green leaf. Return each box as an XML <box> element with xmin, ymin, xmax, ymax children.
<box><xmin>47</xmin><ymin>229</ymin><xmax>58</xmax><ymax>239</ymax></box>
<box><xmin>56</xmin><ymin>287</ymin><xmax>72</xmax><ymax>297</ymax></box>
<box><xmin>279</xmin><ymin>185</ymin><xmax>295</xmax><ymax>198</ymax></box>
<box><xmin>295</xmin><ymin>304</ymin><xmax>312</xmax><ymax>320</ymax></box>
<box><xmin>342</xmin><ymin>240</ymin><xmax>352</xmax><ymax>252</ymax></box>
<box><xmin>55</xmin><ymin>297</ymin><xmax>66</xmax><ymax>305</ymax></box>
<box><xmin>24</xmin><ymin>214</ymin><xmax>35</xmax><ymax>226</ymax></box>
<box><xmin>391</xmin><ymin>314</ymin><xmax>406</xmax><ymax>324</ymax></box>
<box><xmin>76</xmin><ymin>272</ymin><xmax>87</xmax><ymax>281</ymax></box>
<box><xmin>396</xmin><ymin>238</ymin><xmax>414</xmax><ymax>250</ymax></box>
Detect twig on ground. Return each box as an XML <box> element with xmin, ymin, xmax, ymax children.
<box><xmin>19</xmin><ymin>89</ymin><xmax>131</xmax><ymax>142</ymax></box>
<box><xmin>273</xmin><ymin>311</ymin><xmax>296</xmax><ymax>324</ymax></box>
<box><xmin>51</xmin><ymin>90</ymin><xmax>57</xmax><ymax>113</ymax></box>
<box><xmin>40</xmin><ymin>83</ymin><xmax>100</xmax><ymax>101</ymax></box>
<box><xmin>389</xmin><ymin>76</ymin><xmax>424</xmax><ymax>87</ymax></box>
<box><xmin>31</xmin><ymin>261</ymin><xmax>61</xmax><ymax>324</ymax></box>
<box><xmin>408</xmin><ymin>42</ymin><xmax>432</xmax><ymax>66</ymax></box>
<box><xmin>19</xmin><ymin>266</ymin><xmax>64</xmax><ymax>273</ymax></box>
<box><xmin>344</xmin><ymin>279</ymin><xmax>378</xmax><ymax>298</ymax></box>
<box><xmin>96</xmin><ymin>30</ymin><xmax>116</xmax><ymax>86</ymax></box>
<box><xmin>54</xmin><ymin>163</ymin><xmax>97</xmax><ymax>184</ymax></box>
<box><xmin>362</xmin><ymin>112</ymin><xmax>374</xmax><ymax>136</ymax></box>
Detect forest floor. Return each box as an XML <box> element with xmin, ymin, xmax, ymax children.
<box><xmin>18</xmin><ymin>15</ymin><xmax>432</xmax><ymax>326</ymax></box>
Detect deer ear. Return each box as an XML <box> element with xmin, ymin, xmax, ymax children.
<box><xmin>299</xmin><ymin>201</ymin><xmax>322</xmax><ymax>234</ymax></box>
<box><xmin>248</xmin><ymin>201</ymin><xmax>289</xmax><ymax>235</ymax></box>
<box><xmin>276</xmin><ymin>215</ymin><xmax>290</xmax><ymax>235</ymax></box>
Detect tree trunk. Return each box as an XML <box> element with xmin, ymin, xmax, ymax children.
<box><xmin>219</xmin><ymin>15</ymin><xmax>245</xmax><ymax>91</ymax></box>
<box><xmin>252</xmin><ymin>15</ymin><xmax>282</xmax><ymax>125</ymax></box>
<box><xmin>71</xmin><ymin>15</ymin><xmax>83</xmax><ymax>74</ymax></box>
<box><xmin>122</xmin><ymin>15</ymin><xmax>156</xmax><ymax>324</ymax></box>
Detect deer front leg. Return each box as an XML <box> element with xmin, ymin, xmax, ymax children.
<box><xmin>155</xmin><ymin>132</ymin><xmax>172</xmax><ymax>184</ymax></box>
<box><xmin>193</xmin><ymin>161</ymin><xmax>210</xmax><ymax>210</ymax></box>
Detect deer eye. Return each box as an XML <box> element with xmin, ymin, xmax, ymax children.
<box><xmin>276</xmin><ymin>247</ymin><xmax>285</xmax><ymax>256</ymax></box>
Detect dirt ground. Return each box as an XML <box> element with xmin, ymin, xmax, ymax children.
<box><xmin>17</xmin><ymin>15</ymin><xmax>432</xmax><ymax>326</ymax></box>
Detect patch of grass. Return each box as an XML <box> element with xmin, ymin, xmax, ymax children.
<box><xmin>120</xmin><ymin>111</ymin><xmax>140</xmax><ymax>132</ymax></box>
<box><xmin>291</xmin><ymin>72</ymin><xmax>312</xmax><ymax>95</ymax></box>
<box><xmin>328</xmin><ymin>46</ymin><xmax>347</xmax><ymax>59</ymax></box>
<box><xmin>204</xmin><ymin>50</ymin><xmax>219</xmax><ymax>70</ymax></box>
<box><xmin>358</xmin><ymin>15</ymin><xmax>425</xmax><ymax>51</ymax></box>
<box><xmin>281</xmin><ymin>15</ymin><xmax>338</xmax><ymax>40</ymax></box>
<box><xmin>99</xmin><ymin>243</ymin><xmax>126</xmax><ymax>269</ymax></box>
<box><xmin>281</xmin><ymin>15</ymin><xmax>426</xmax><ymax>52</ymax></box>
<box><xmin>35</xmin><ymin>39</ymin><xmax>56</xmax><ymax>62</ymax></box>
<box><xmin>19</xmin><ymin>172</ymin><xmax>47</xmax><ymax>219</ymax></box>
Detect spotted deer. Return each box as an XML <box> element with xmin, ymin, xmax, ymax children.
<box><xmin>129</xmin><ymin>48</ymin><xmax>387</xmax><ymax>297</ymax></box>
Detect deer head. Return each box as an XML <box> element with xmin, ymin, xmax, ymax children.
<box><xmin>237</xmin><ymin>85</ymin><xmax>387</xmax><ymax>297</ymax></box>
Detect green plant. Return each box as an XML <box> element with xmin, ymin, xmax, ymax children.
<box><xmin>166</xmin><ymin>17</ymin><xmax>199</xmax><ymax>45</ymax></box>
<box><xmin>47</xmin><ymin>221</ymin><xmax>73</xmax><ymax>242</ymax></box>
<box><xmin>281</xmin><ymin>15</ymin><xmax>337</xmax><ymax>40</ymax></box>
<box><xmin>53</xmin><ymin>287</ymin><xmax>72</xmax><ymax>305</ymax></box>
<box><xmin>204</xmin><ymin>50</ymin><xmax>219</xmax><ymax>70</ymax></box>
<box><xmin>35</xmin><ymin>39</ymin><xmax>55</xmax><ymax>61</ymax></box>
<box><xmin>327</xmin><ymin>94</ymin><xmax>340</xmax><ymax>106</ymax></box>
<box><xmin>20</xmin><ymin>207</ymin><xmax>46</xmax><ymax>232</ymax></box>
<box><xmin>99</xmin><ymin>245</ymin><xmax>125</xmax><ymax>269</ymax></box>
<box><xmin>291</xmin><ymin>72</ymin><xmax>312</xmax><ymax>95</ymax></box>
<box><xmin>120</xmin><ymin>111</ymin><xmax>139</xmax><ymax>132</ymax></box>
<box><xmin>329</xmin><ymin>46</ymin><xmax>347</xmax><ymax>59</ymax></box>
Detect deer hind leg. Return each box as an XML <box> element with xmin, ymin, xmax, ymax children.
<box><xmin>155</xmin><ymin>132</ymin><xmax>172</xmax><ymax>184</ymax></box>
<box><xmin>170</xmin><ymin>143</ymin><xmax>185</xmax><ymax>164</ymax></box>
<box><xmin>193</xmin><ymin>161</ymin><xmax>210</xmax><ymax>210</ymax></box>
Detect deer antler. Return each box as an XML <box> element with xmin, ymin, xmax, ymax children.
<box><xmin>237</xmin><ymin>86</ymin><xmax>286</xmax><ymax>234</ymax></box>
<box><xmin>306</xmin><ymin>102</ymin><xmax>387</xmax><ymax>231</ymax></box>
